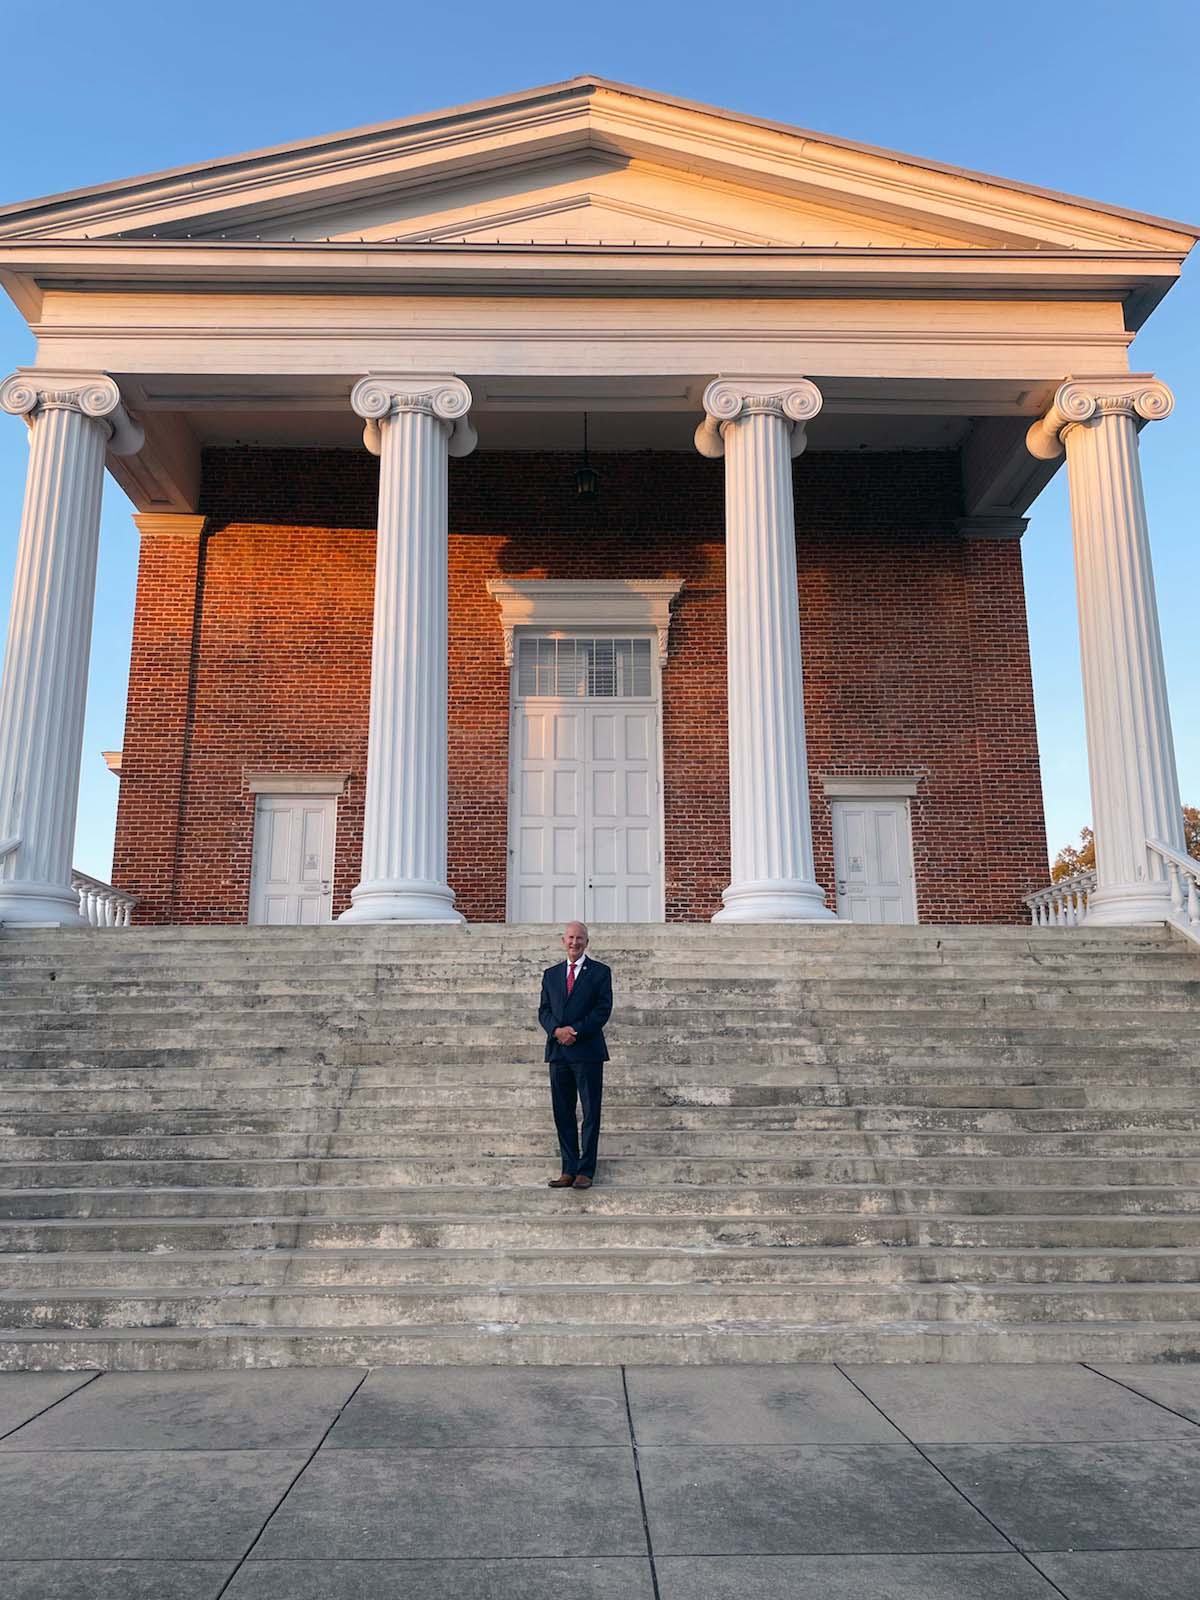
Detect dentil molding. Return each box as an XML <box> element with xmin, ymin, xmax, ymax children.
<box><xmin>486</xmin><ymin>578</ymin><xmax>684</xmax><ymax>667</ymax></box>
<box><xmin>350</xmin><ymin>374</ymin><xmax>477</xmax><ymax>459</ymax></box>
<box><xmin>1026</xmin><ymin>374</ymin><xmax>1174</xmax><ymax>460</ymax></box>
<box><xmin>0</xmin><ymin>370</ymin><xmax>144</xmax><ymax>456</ymax></box>
<box><xmin>694</xmin><ymin>377</ymin><xmax>823</xmax><ymax>460</ymax></box>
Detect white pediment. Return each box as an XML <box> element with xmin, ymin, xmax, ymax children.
<box><xmin>232</xmin><ymin>154</ymin><xmax>966</xmax><ymax>249</ymax></box>
<box><xmin>0</xmin><ymin>77</ymin><xmax>1193</xmax><ymax>256</ymax></box>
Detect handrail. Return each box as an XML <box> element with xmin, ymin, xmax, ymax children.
<box><xmin>1148</xmin><ymin>838</ymin><xmax>1200</xmax><ymax>946</ymax></box>
<box><xmin>70</xmin><ymin>870</ymin><xmax>137</xmax><ymax>928</ymax></box>
<box><xmin>0</xmin><ymin>836</ymin><xmax>19</xmax><ymax>861</ymax></box>
<box><xmin>1024</xmin><ymin>869</ymin><xmax>1096</xmax><ymax>928</ymax></box>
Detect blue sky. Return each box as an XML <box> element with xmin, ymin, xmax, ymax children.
<box><xmin>0</xmin><ymin>0</ymin><xmax>1196</xmax><ymax>882</ymax></box>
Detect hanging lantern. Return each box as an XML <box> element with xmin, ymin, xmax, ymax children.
<box><xmin>575</xmin><ymin>412</ymin><xmax>599</xmax><ymax>499</ymax></box>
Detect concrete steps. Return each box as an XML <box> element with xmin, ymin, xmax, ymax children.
<box><xmin>0</xmin><ymin>920</ymin><xmax>1198</xmax><ymax>1367</ymax></box>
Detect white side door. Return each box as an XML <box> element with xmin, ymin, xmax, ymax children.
<box><xmin>250</xmin><ymin>793</ymin><xmax>337</xmax><ymax>925</ymax></box>
<box><xmin>509</xmin><ymin>704</ymin><xmax>587</xmax><ymax>924</ymax></box>
<box><xmin>587</xmin><ymin>704</ymin><xmax>660</xmax><ymax>921</ymax></box>
<box><xmin>831</xmin><ymin>798</ymin><xmax>917</xmax><ymax>924</ymax></box>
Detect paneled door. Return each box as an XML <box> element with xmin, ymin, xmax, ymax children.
<box><xmin>249</xmin><ymin>792</ymin><xmax>337</xmax><ymax>924</ymax></box>
<box><xmin>830</xmin><ymin>797</ymin><xmax>917</xmax><ymax>923</ymax></box>
<box><xmin>507</xmin><ymin>635</ymin><xmax>663</xmax><ymax>922</ymax></box>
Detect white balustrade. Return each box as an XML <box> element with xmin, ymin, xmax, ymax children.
<box><xmin>1024</xmin><ymin>870</ymin><xmax>1096</xmax><ymax>928</ymax></box>
<box><xmin>1148</xmin><ymin>838</ymin><xmax>1200</xmax><ymax>946</ymax></box>
<box><xmin>70</xmin><ymin>870</ymin><xmax>136</xmax><ymax>928</ymax></box>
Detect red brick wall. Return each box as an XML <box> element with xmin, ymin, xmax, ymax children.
<box><xmin>112</xmin><ymin>445</ymin><xmax>1048</xmax><ymax>924</ymax></box>
<box><xmin>112</xmin><ymin>531</ymin><xmax>204</xmax><ymax>924</ymax></box>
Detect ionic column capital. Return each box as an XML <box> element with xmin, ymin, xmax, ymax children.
<box><xmin>350</xmin><ymin>374</ymin><xmax>476</xmax><ymax>459</ymax></box>
<box><xmin>695</xmin><ymin>377</ymin><xmax>823</xmax><ymax>460</ymax></box>
<box><xmin>1026</xmin><ymin>375</ymin><xmax>1174</xmax><ymax>461</ymax></box>
<box><xmin>0</xmin><ymin>369</ymin><xmax>144</xmax><ymax>456</ymax></box>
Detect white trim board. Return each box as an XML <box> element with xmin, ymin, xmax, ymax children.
<box><xmin>820</xmin><ymin>775</ymin><xmax>920</xmax><ymax>798</ymax></box>
<box><xmin>246</xmin><ymin>770</ymin><xmax>349</xmax><ymax>795</ymax></box>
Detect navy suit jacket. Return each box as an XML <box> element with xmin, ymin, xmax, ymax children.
<box><xmin>539</xmin><ymin>957</ymin><xmax>613</xmax><ymax>1065</ymax></box>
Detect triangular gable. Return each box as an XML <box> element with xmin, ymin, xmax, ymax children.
<box><xmin>227</xmin><ymin>154</ymin><xmax>970</xmax><ymax>249</ymax></box>
<box><xmin>0</xmin><ymin>77</ymin><xmax>1194</xmax><ymax>254</ymax></box>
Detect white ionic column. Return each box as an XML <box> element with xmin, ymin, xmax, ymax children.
<box><xmin>1028</xmin><ymin>375</ymin><xmax>1184</xmax><ymax>924</ymax></box>
<box><xmin>0</xmin><ymin>372</ymin><xmax>143</xmax><ymax>927</ymax></box>
<box><xmin>339</xmin><ymin>375</ymin><xmax>476</xmax><ymax>924</ymax></box>
<box><xmin>695</xmin><ymin>378</ymin><xmax>835</xmax><ymax>922</ymax></box>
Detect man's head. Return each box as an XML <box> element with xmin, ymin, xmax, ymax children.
<box><xmin>561</xmin><ymin>921</ymin><xmax>589</xmax><ymax>961</ymax></box>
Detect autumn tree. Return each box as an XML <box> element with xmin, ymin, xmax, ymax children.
<box><xmin>1052</xmin><ymin>806</ymin><xmax>1199</xmax><ymax>882</ymax></box>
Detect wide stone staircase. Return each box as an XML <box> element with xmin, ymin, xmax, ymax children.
<box><xmin>0</xmin><ymin>922</ymin><xmax>1198</xmax><ymax>1368</ymax></box>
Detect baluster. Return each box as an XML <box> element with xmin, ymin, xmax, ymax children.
<box><xmin>1188</xmin><ymin>874</ymin><xmax>1199</xmax><ymax>929</ymax></box>
<box><xmin>1168</xmin><ymin>862</ymin><xmax>1185</xmax><ymax>917</ymax></box>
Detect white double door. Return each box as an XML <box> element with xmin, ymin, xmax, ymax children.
<box><xmin>830</xmin><ymin>797</ymin><xmax>917</xmax><ymax>923</ymax></box>
<box><xmin>509</xmin><ymin>700</ymin><xmax>663</xmax><ymax>923</ymax></box>
<box><xmin>249</xmin><ymin>793</ymin><xmax>337</xmax><ymax>924</ymax></box>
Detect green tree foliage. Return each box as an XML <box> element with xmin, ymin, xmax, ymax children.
<box><xmin>1052</xmin><ymin>806</ymin><xmax>1199</xmax><ymax>882</ymax></box>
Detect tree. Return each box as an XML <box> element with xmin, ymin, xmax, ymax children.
<box><xmin>1051</xmin><ymin>826</ymin><xmax>1094</xmax><ymax>882</ymax></box>
<box><xmin>1052</xmin><ymin>806</ymin><xmax>1199</xmax><ymax>882</ymax></box>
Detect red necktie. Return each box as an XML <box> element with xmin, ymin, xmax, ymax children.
<box><xmin>566</xmin><ymin>962</ymin><xmax>576</xmax><ymax>996</ymax></box>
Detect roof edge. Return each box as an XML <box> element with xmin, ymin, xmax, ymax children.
<box><xmin>0</xmin><ymin>75</ymin><xmax>1195</xmax><ymax>246</ymax></box>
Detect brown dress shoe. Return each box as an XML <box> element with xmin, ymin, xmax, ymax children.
<box><xmin>572</xmin><ymin>1175</ymin><xmax>593</xmax><ymax>1189</ymax></box>
<box><xmin>547</xmin><ymin>1174</ymin><xmax>576</xmax><ymax>1187</ymax></box>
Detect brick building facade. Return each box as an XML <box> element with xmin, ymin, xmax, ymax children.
<box><xmin>1</xmin><ymin>77</ymin><xmax>1190</xmax><ymax>933</ymax></box>
<box><xmin>112</xmin><ymin>445</ymin><xmax>1047</xmax><ymax>925</ymax></box>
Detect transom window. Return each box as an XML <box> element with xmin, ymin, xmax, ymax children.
<box><xmin>517</xmin><ymin>635</ymin><xmax>653</xmax><ymax>699</ymax></box>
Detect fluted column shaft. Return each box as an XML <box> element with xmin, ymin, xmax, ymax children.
<box><xmin>695</xmin><ymin>379</ymin><xmax>834</xmax><ymax>921</ymax></box>
<box><xmin>1028</xmin><ymin>376</ymin><xmax>1184</xmax><ymax>924</ymax></box>
<box><xmin>0</xmin><ymin>373</ymin><xmax>142</xmax><ymax>926</ymax></box>
<box><xmin>340</xmin><ymin>375</ymin><xmax>476</xmax><ymax>924</ymax></box>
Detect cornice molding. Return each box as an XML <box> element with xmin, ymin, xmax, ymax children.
<box><xmin>0</xmin><ymin>369</ymin><xmax>143</xmax><ymax>455</ymax></box>
<box><xmin>695</xmin><ymin>377</ymin><xmax>822</xmax><ymax>459</ymax></box>
<box><xmin>955</xmin><ymin>514</ymin><xmax>1029</xmax><ymax>540</ymax></box>
<box><xmin>132</xmin><ymin>513</ymin><xmax>207</xmax><ymax>539</ymax></box>
<box><xmin>1026</xmin><ymin>374</ymin><xmax>1174</xmax><ymax>460</ymax></box>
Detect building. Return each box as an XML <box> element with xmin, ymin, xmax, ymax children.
<box><xmin>0</xmin><ymin>77</ymin><xmax>1194</xmax><ymax>929</ymax></box>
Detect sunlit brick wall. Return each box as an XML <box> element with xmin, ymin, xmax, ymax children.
<box><xmin>112</xmin><ymin>445</ymin><xmax>1047</xmax><ymax>924</ymax></box>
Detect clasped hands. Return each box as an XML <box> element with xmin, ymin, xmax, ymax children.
<box><xmin>553</xmin><ymin>1025</ymin><xmax>578</xmax><ymax>1046</ymax></box>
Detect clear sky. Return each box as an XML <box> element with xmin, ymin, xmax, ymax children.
<box><xmin>0</xmin><ymin>0</ymin><xmax>1196</xmax><ymax>883</ymax></box>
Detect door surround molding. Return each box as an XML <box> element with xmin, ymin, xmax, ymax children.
<box><xmin>820</xmin><ymin>774</ymin><xmax>920</xmax><ymax>798</ymax></box>
<box><xmin>486</xmin><ymin>578</ymin><xmax>683</xmax><ymax>666</ymax></box>
<box><xmin>246</xmin><ymin>770</ymin><xmax>349</xmax><ymax>796</ymax></box>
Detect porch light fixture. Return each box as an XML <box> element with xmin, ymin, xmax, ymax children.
<box><xmin>575</xmin><ymin>412</ymin><xmax>599</xmax><ymax>500</ymax></box>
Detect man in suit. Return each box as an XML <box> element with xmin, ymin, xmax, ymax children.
<box><xmin>539</xmin><ymin>921</ymin><xmax>613</xmax><ymax>1190</ymax></box>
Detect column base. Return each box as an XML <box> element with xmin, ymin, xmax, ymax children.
<box><xmin>1084</xmin><ymin>880</ymin><xmax>1174</xmax><ymax>927</ymax></box>
<box><xmin>337</xmin><ymin>877</ymin><xmax>466</xmax><ymax>925</ymax></box>
<box><xmin>0</xmin><ymin>879</ymin><xmax>88</xmax><ymax>929</ymax></box>
<box><xmin>713</xmin><ymin>878</ymin><xmax>838</xmax><ymax>923</ymax></box>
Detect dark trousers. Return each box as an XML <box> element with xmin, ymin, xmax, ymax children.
<box><xmin>549</xmin><ymin>1059</ymin><xmax>604</xmax><ymax>1179</ymax></box>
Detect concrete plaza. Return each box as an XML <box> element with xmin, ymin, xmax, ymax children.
<box><xmin>0</xmin><ymin>1362</ymin><xmax>1197</xmax><ymax>1597</ymax></box>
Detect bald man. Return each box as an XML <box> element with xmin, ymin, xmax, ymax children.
<box><xmin>538</xmin><ymin>921</ymin><xmax>613</xmax><ymax>1190</ymax></box>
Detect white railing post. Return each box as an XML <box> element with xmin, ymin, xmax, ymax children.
<box><xmin>1024</xmin><ymin>869</ymin><xmax>1097</xmax><ymax>930</ymax></box>
<box><xmin>68</xmin><ymin>870</ymin><xmax>137</xmax><ymax>929</ymax></box>
<box><xmin>1147</xmin><ymin>839</ymin><xmax>1200</xmax><ymax>947</ymax></box>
